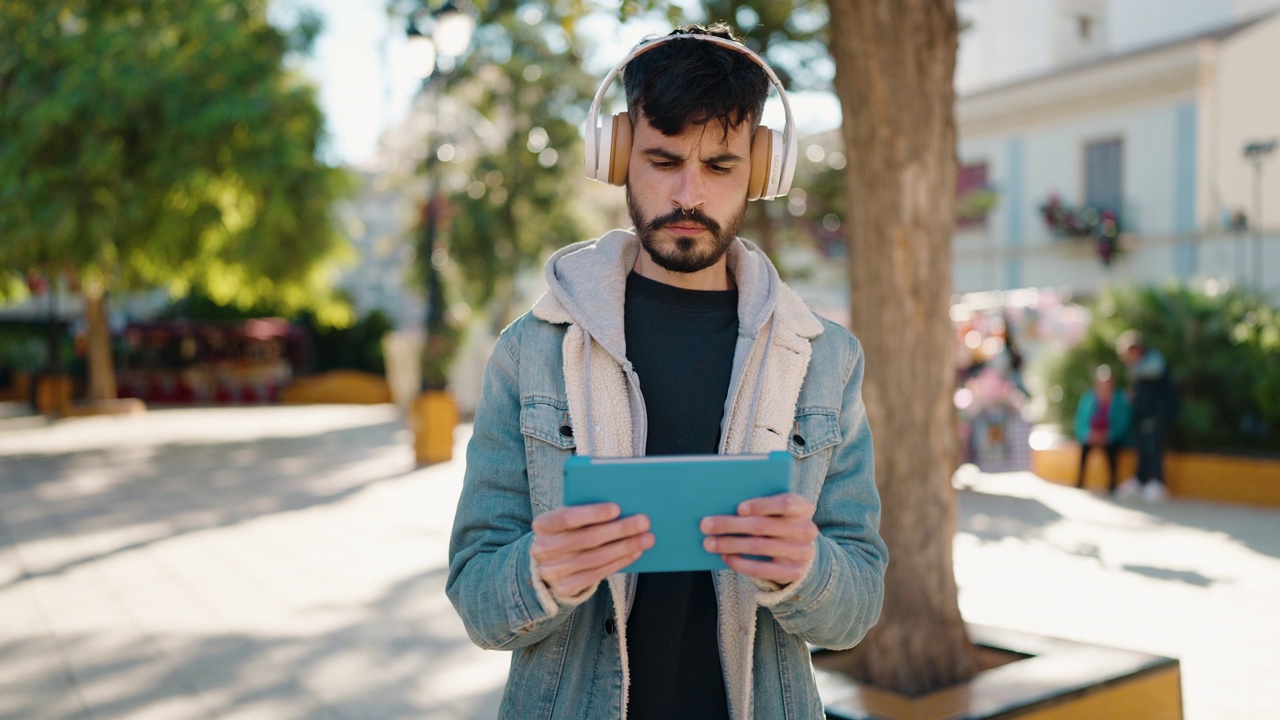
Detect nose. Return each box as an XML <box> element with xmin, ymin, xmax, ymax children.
<box><xmin>671</xmin><ymin>165</ymin><xmax>706</xmax><ymax>215</ymax></box>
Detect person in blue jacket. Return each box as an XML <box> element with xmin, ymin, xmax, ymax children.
<box><xmin>1074</xmin><ymin>365</ymin><xmax>1132</xmax><ymax>493</ymax></box>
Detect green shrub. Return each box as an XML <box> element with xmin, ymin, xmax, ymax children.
<box><xmin>301</xmin><ymin>308</ymin><xmax>393</xmax><ymax>376</ymax></box>
<box><xmin>1040</xmin><ymin>284</ymin><xmax>1279</xmax><ymax>455</ymax></box>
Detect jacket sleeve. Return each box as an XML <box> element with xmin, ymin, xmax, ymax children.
<box><xmin>757</xmin><ymin>334</ymin><xmax>888</xmax><ymax>650</ymax></box>
<box><xmin>446</xmin><ymin>327</ymin><xmax>585</xmax><ymax>650</ymax></box>
<box><xmin>1075</xmin><ymin>390</ymin><xmax>1094</xmax><ymax>443</ymax></box>
<box><xmin>1111</xmin><ymin>392</ymin><xmax>1134</xmax><ymax>444</ymax></box>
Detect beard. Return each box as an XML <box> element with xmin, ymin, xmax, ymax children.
<box><xmin>626</xmin><ymin>187</ymin><xmax>746</xmax><ymax>274</ymax></box>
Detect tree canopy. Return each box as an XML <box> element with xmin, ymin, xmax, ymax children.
<box><xmin>0</xmin><ymin>0</ymin><xmax>353</xmax><ymax>323</ymax></box>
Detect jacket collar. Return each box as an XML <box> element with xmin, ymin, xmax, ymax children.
<box><xmin>532</xmin><ymin>229</ymin><xmax>823</xmax><ymax>348</ymax></box>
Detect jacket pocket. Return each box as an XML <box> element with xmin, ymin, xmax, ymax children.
<box><xmin>521</xmin><ymin>397</ymin><xmax>576</xmax><ymax>514</ymax></box>
<box><xmin>789</xmin><ymin>409</ymin><xmax>841</xmax><ymax>499</ymax></box>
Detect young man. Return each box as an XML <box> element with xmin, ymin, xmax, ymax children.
<box><xmin>447</xmin><ymin>24</ymin><xmax>887</xmax><ymax>720</ymax></box>
<box><xmin>1115</xmin><ymin>330</ymin><xmax>1178</xmax><ymax>502</ymax></box>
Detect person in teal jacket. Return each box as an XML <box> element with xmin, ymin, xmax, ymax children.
<box><xmin>1074</xmin><ymin>365</ymin><xmax>1132</xmax><ymax>493</ymax></box>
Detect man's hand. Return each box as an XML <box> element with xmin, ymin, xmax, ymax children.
<box><xmin>531</xmin><ymin>503</ymin><xmax>654</xmax><ymax>599</ymax></box>
<box><xmin>700</xmin><ymin>493</ymin><xmax>818</xmax><ymax>586</ymax></box>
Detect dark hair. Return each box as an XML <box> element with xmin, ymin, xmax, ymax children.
<box><xmin>622</xmin><ymin>23</ymin><xmax>770</xmax><ymax>137</ymax></box>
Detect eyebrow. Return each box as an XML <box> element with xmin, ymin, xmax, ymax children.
<box><xmin>639</xmin><ymin>147</ymin><xmax>745</xmax><ymax>165</ymax></box>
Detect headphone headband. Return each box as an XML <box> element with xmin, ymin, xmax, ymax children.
<box><xmin>584</xmin><ymin>33</ymin><xmax>798</xmax><ymax>200</ymax></box>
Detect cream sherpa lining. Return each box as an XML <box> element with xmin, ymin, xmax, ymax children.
<box><xmin>529</xmin><ymin>554</ymin><xmax>596</xmax><ymax>618</ymax></box>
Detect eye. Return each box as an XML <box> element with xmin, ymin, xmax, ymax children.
<box><xmin>651</xmin><ymin>160</ymin><xmax>675</xmax><ymax>170</ymax></box>
<box><xmin>708</xmin><ymin>164</ymin><xmax>732</xmax><ymax>174</ymax></box>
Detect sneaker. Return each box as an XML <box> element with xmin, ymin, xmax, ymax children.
<box><xmin>1115</xmin><ymin>478</ymin><xmax>1141</xmax><ymax>500</ymax></box>
<box><xmin>1142</xmin><ymin>480</ymin><xmax>1170</xmax><ymax>503</ymax></box>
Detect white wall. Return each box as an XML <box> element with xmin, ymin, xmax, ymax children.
<box><xmin>1210</xmin><ymin>14</ymin><xmax>1280</xmax><ymax>231</ymax></box>
<box><xmin>956</xmin><ymin>0</ymin><xmax>1055</xmax><ymax>94</ymax></box>
<box><xmin>958</xmin><ymin>0</ymin><xmax>1280</xmax><ymax>95</ymax></box>
<box><xmin>956</xmin><ymin>97</ymin><xmax>1199</xmax><ymax>293</ymax></box>
<box><xmin>1106</xmin><ymin>0</ymin><xmax>1236</xmax><ymax>53</ymax></box>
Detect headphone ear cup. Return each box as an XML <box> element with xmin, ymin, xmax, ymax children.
<box><xmin>594</xmin><ymin>114</ymin><xmax>614</xmax><ymax>182</ymax></box>
<box><xmin>747</xmin><ymin>125</ymin><xmax>773</xmax><ymax>201</ymax></box>
<box><xmin>607</xmin><ymin>112</ymin><xmax>632</xmax><ymax>186</ymax></box>
<box><xmin>765</xmin><ymin>127</ymin><xmax>787</xmax><ymax>199</ymax></box>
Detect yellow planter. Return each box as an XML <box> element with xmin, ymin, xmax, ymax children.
<box><xmin>1031</xmin><ymin>435</ymin><xmax>1280</xmax><ymax>508</ymax></box>
<box><xmin>35</xmin><ymin>374</ymin><xmax>74</xmax><ymax>415</ymax></box>
<box><xmin>0</xmin><ymin>370</ymin><xmax>32</xmax><ymax>402</ymax></box>
<box><xmin>279</xmin><ymin>370</ymin><xmax>393</xmax><ymax>405</ymax></box>
<box><xmin>414</xmin><ymin>390</ymin><xmax>458</xmax><ymax>465</ymax></box>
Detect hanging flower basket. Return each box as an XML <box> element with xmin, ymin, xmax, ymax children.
<box><xmin>1039</xmin><ymin>194</ymin><xmax>1122</xmax><ymax>265</ymax></box>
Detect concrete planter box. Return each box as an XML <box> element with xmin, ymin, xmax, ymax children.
<box><xmin>815</xmin><ymin>625</ymin><xmax>1182</xmax><ymax>720</ymax></box>
<box><xmin>1030</xmin><ymin>429</ymin><xmax>1280</xmax><ymax>508</ymax></box>
<box><xmin>279</xmin><ymin>370</ymin><xmax>393</xmax><ymax>405</ymax></box>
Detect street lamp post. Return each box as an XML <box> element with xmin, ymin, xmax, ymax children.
<box><xmin>1244</xmin><ymin>139</ymin><xmax>1276</xmax><ymax>290</ymax></box>
<box><xmin>406</xmin><ymin>1</ymin><xmax>473</xmax><ymax>385</ymax></box>
<box><xmin>404</xmin><ymin>1</ymin><xmax>474</xmax><ymax>464</ymax></box>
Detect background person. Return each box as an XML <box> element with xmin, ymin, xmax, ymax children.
<box><xmin>1115</xmin><ymin>330</ymin><xmax>1179</xmax><ymax>502</ymax></box>
<box><xmin>1074</xmin><ymin>364</ymin><xmax>1131</xmax><ymax>493</ymax></box>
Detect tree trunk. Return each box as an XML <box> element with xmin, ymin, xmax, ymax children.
<box><xmin>83</xmin><ymin>289</ymin><xmax>118</xmax><ymax>402</ymax></box>
<box><xmin>826</xmin><ymin>0</ymin><xmax>975</xmax><ymax>695</ymax></box>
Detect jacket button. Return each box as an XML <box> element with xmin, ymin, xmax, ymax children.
<box><xmin>559</xmin><ymin>425</ymin><xmax>574</xmax><ymax>438</ymax></box>
<box><xmin>604</xmin><ymin>617</ymin><xmax>615</xmax><ymax>635</ymax></box>
<box><xmin>792</xmin><ymin>434</ymin><xmax>806</xmax><ymax>447</ymax></box>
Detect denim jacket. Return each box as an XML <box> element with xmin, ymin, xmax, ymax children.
<box><xmin>447</xmin><ymin>231</ymin><xmax>887</xmax><ymax>720</ymax></box>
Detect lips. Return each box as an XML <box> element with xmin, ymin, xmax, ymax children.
<box><xmin>664</xmin><ymin>223</ymin><xmax>708</xmax><ymax>235</ymax></box>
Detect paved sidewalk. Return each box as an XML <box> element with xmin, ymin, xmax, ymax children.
<box><xmin>1</xmin><ymin>405</ymin><xmax>1277</xmax><ymax>719</ymax></box>
<box><xmin>0</xmin><ymin>406</ymin><xmax>505</xmax><ymax>720</ymax></box>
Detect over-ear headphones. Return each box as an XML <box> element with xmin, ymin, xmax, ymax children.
<box><xmin>583</xmin><ymin>33</ymin><xmax>798</xmax><ymax>201</ymax></box>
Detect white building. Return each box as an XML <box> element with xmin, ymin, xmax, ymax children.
<box><xmin>954</xmin><ymin>0</ymin><xmax>1280</xmax><ymax>296</ymax></box>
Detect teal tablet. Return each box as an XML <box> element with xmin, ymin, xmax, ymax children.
<box><xmin>563</xmin><ymin>451</ymin><xmax>793</xmax><ymax>573</ymax></box>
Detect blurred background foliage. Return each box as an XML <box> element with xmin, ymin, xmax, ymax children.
<box><xmin>0</xmin><ymin>0</ymin><xmax>354</xmax><ymax>324</ymax></box>
<box><xmin>408</xmin><ymin>0</ymin><xmax>838</xmax><ymax>331</ymax></box>
<box><xmin>430</xmin><ymin>0</ymin><xmax>598</xmax><ymax>329</ymax></box>
<box><xmin>159</xmin><ymin>289</ymin><xmax>393</xmax><ymax>376</ymax></box>
<box><xmin>1041</xmin><ymin>285</ymin><xmax>1280</xmax><ymax>455</ymax></box>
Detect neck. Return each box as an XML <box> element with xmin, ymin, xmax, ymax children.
<box><xmin>632</xmin><ymin>251</ymin><xmax>735</xmax><ymax>291</ymax></box>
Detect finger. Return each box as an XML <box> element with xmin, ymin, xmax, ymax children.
<box><xmin>700</xmin><ymin>515</ymin><xmax>818</xmax><ymax>543</ymax></box>
<box><xmin>722</xmin><ymin>554</ymin><xmax>809</xmax><ymax>585</ymax></box>
<box><xmin>737</xmin><ymin>493</ymin><xmax>814</xmax><ymax>518</ymax></box>
<box><xmin>542</xmin><ymin>532</ymin><xmax>654</xmax><ymax>592</ymax></box>
<box><xmin>532</xmin><ymin>514</ymin><xmax>651</xmax><ymax>562</ymax></box>
<box><xmin>550</xmin><ymin>541</ymin><xmax>652</xmax><ymax>598</ymax></box>
<box><xmin>532</xmin><ymin>502</ymin><xmax>620</xmax><ymax>535</ymax></box>
<box><xmin>703</xmin><ymin>534</ymin><xmax>814</xmax><ymax>562</ymax></box>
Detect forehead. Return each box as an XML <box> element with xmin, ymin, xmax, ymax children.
<box><xmin>632</xmin><ymin>111</ymin><xmax>752</xmax><ymax>152</ymax></box>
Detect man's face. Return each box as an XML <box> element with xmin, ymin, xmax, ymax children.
<box><xmin>625</xmin><ymin>112</ymin><xmax>752</xmax><ymax>274</ymax></box>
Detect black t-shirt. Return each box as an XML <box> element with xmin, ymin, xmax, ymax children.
<box><xmin>623</xmin><ymin>271</ymin><xmax>737</xmax><ymax>720</ymax></box>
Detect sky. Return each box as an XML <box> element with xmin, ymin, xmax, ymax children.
<box><xmin>270</xmin><ymin>0</ymin><xmax>842</xmax><ymax>167</ymax></box>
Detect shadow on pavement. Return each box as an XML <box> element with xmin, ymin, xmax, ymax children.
<box><xmin>1139</xmin><ymin>500</ymin><xmax>1280</xmax><ymax>562</ymax></box>
<box><xmin>957</xmin><ymin>490</ymin><xmax>1066</xmax><ymax>545</ymax></box>
<box><xmin>0</xmin><ymin>420</ymin><xmax>414</xmax><ymax>592</ymax></box>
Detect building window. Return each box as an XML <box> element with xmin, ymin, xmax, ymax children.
<box><xmin>1083</xmin><ymin>139</ymin><xmax>1123</xmax><ymax>215</ymax></box>
<box><xmin>956</xmin><ymin>161</ymin><xmax>996</xmax><ymax>229</ymax></box>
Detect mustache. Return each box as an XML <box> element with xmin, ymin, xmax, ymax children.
<box><xmin>648</xmin><ymin>207</ymin><xmax>721</xmax><ymax>234</ymax></box>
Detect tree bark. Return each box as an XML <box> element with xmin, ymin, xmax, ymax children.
<box><xmin>83</xmin><ymin>289</ymin><xmax>118</xmax><ymax>402</ymax></box>
<box><xmin>826</xmin><ymin>0</ymin><xmax>975</xmax><ymax>695</ymax></box>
